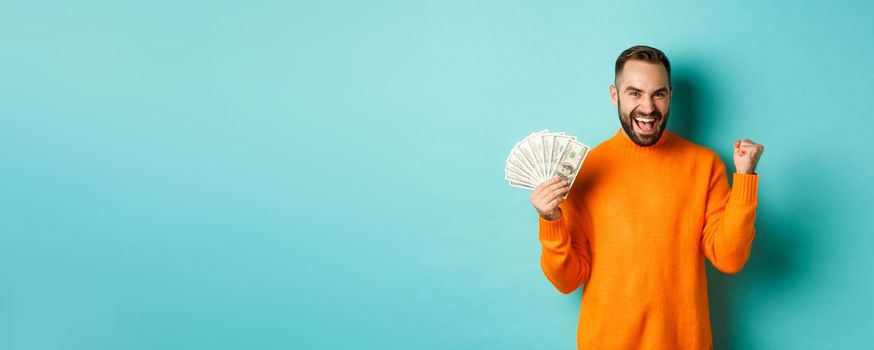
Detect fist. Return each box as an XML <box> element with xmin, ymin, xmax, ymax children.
<box><xmin>531</xmin><ymin>177</ymin><xmax>570</xmax><ymax>221</ymax></box>
<box><xmin>733</xmin><ymin>138</ymin><xmax>764</xmax><ymax>174</ymax></box>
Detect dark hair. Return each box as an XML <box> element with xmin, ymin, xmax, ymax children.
<box><xmin>615</xmin><ymin>45</ymin><xmax>671</xmax><ymax>86</ymax></box>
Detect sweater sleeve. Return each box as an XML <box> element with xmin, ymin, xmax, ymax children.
<box><xmin>700</xmin><ymin>156</ymin><xmax>759</xmax><ymax>274</ymax></box>
<box><xmin>539</xmin><ymin>199</ymin><xmax>593</xmax><ymax>294</ymax></box>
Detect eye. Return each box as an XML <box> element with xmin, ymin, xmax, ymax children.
<box><xmin>629</xmin><ymin>91</ymin><xmax>640</xmax><ymax>96</ymax></box>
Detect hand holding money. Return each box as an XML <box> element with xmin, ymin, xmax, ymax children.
<box><xmin>532</xmin><ymin>177</ymin><xmax>570</xmax><ymax>221</ymax></box>
<box><xmin>504</xmin><ymin>130</ymin><xmax>590</xmax><ymax>220</ymax></box>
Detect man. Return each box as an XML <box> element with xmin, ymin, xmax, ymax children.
<box><xmin>531</xmin><ymin>45</ymin><xmax>764</xmax><ymax>349</ymax></box>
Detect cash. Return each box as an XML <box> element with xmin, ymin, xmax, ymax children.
<box><xmin>504</xmin><ymin>130</ymin><xmax>590</xmax><ymax>198</ymax></box>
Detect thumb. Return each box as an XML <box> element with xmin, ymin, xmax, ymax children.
<box><xmin>734</xmin><ymin>141</ymin><xmax>748</xmax><ymax>156</ymax></box>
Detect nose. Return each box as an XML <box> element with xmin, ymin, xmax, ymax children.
<box><xmin>638</xmin><ymin>97</ymin><xmax>655</xmax><ymax>115</ymax></box>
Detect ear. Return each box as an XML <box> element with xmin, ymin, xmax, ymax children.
<box><xmin>609</xmin><ymin>84</ymin><xmax>619</xmax><ymax>107</ymax></box>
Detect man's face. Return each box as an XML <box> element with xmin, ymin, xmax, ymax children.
<box><xmin>558</xmin><ymin>163</ymin><xmax>574</xmax><ymax>177</ymax></box>
<box><xmin>609</xmin><ymin>60</ymin><xmax>672</xmax><ymax>147</ymax></box>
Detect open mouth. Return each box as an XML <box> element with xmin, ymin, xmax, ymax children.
<box><xmin>633</xmin><ymin>116</ymin><xmax>659</xmax><ymax>135</ymax></box>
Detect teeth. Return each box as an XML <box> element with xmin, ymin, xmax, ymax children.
<box><xmin>635</xmin><ymin>117</ymin><xmax>655</xmax><ymax>122</ymax></box>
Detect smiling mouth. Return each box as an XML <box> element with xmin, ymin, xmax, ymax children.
<box><xmin>633</xmin><ymin>116</ymin><xmax>660</xmax><ymax>134</ymax></box>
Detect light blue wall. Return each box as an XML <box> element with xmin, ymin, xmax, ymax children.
<box><xmin>2</xmin><ymin>1</ymin><xmax>872</xmax><ymax>349</ymax></box>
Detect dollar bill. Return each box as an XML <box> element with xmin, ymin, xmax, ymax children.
<box><xmin>504</xmin><ymin>130</ymin><xmax>588</xmax><ymax>193</ymax></box>
<box><xmin>550</xmin><ymin>140</ymin><xmax>589</xmax><ymax>198</ymax></box>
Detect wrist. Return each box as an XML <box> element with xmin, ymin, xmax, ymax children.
<box><xmin>541</xmin><ymin>208</ymin><xmax>562</xmax><ymax>221</ymax></box>
<box><xmin>736</xmin><ymin>163</ymin><xmax>758</xmax><ymax>174</ymax></box>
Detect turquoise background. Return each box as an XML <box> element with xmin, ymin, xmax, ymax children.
<box><xmin>2</xmin><ymin>1</ymin><xmax>872</xmax><ymax>349</ymax></box>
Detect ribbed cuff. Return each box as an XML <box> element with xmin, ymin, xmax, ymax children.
<box><xmin>731</xmin><ymin>173</ymin><xmax>759</xmax><ymax>204</ymax></box>
<box><xmin>539</xmin><ymin>213</ymin><xmax>568</xmax><ymax>242</ymax></box>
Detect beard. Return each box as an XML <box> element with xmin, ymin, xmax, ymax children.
<box><xmin>617</xmin><ymin>98</ymin><xmax>669</xmax><ymax>147</ymax></box>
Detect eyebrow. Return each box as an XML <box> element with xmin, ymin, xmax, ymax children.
<box><xmin>624</xmin><ymin>86</ymin><xmax>669</xmax><ymax>94</ymax></box>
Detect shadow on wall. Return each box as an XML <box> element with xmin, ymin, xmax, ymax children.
<box><xmin>706</xmin><ymin>203</ymin><xmax>813</xmax><ymax>350</ymax></box>
<box><xmin>671</xmin><ymin>67</ymin><xmax>812</xmax><ymax>350</ymax></box>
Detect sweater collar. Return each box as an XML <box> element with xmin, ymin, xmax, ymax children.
<box><xmin>609</xmin><ymin>127</ymin><xmax>674</xmax><ymax>154</ymax></box>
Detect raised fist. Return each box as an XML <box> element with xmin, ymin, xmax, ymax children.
<box><xmin>734</xmin><ymin>138</ymin><xmax>764</xmax><ymax>174</ymax></box>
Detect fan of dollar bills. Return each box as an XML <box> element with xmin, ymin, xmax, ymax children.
<box><xmin>505</xmin><ymin>130</ymin><xmax>590</xmax><ymax>197</ymax></box>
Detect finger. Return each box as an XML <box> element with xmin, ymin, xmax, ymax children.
<box><xmin>539</xmin><ymin>180</ymin><xmax>569</xmax><ymax>200</ymax></box>
<box><xmin>539</xmin><ymin>185</ymin><xmax>567</xmax><ymax>202</ymax></box>
<box><xmin>545</xmin><ymin>197</ymin><xmax>566</xmax><ymax>211</ymax></box>
<box><xmin>533</xmin><ymin>184</ymin><xmax>550</xmax><ymax>201</ymax></box>
<box><xmin>538</xmin><ymin>192</ymin><xmax>561</xmax><ymax>210</ymax></box>
<box><xmin>543</xmin><ymin>197</ymin><xmax>561</xmax><ymax>210</ymax></box>
<box><xmin>748</xmin><ymin>149</ymin><xmax>761</xmax><ymax>158</ymax></box>
<box><xmin>741</xmin><ymin>150</ymin><xmax>759</xmax><ymax>159</ymax></box>
<box><xmin>532</xmin><ymin>179</ymin><xmax>553</xmax><ymax>196</ymax></box>
<box><xmin>535</xmin><ymin>177</ymin><xmax>561</xmax><ymax>192</ymax></box>
<box><xmin>544</xmin><ymin>185</ymin><xmax>571</xmax><ymax>202</ymax></box>
<box><xmin>738</xmin><ymin>144</ymin><xmax>761</xmax><ymax>155</ymax></box>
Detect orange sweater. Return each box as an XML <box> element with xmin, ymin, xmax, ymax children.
<box><xmin>539</xmin><ymin>128</ymin><xmax>758</xmax><ymax>349</ymax></box>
